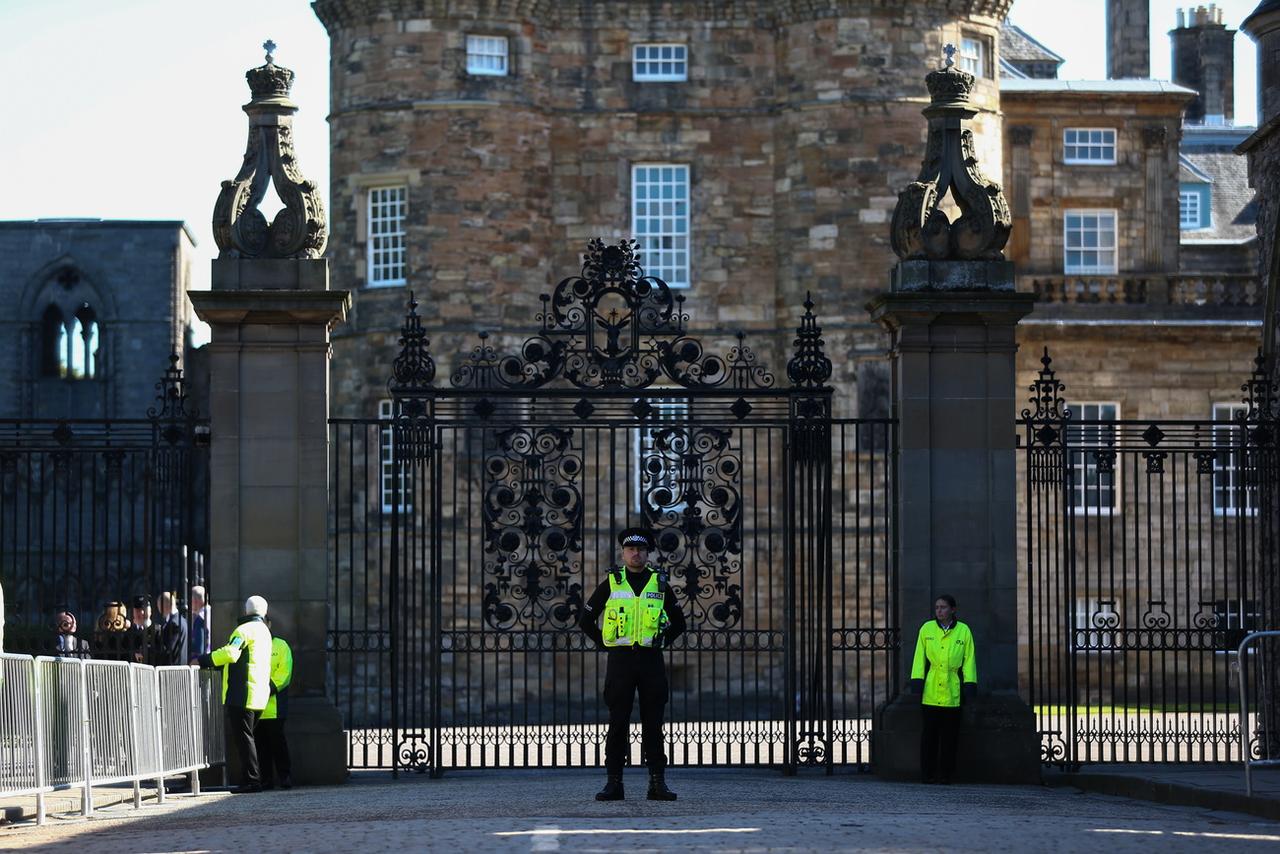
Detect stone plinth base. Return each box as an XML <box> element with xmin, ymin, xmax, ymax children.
<box><xmin>286</xmin><ymin>697</ymin><xmax>348</xmax><ymax>786</ymax></box>
<box><xmin>872</xmin><ymin>692</ymin><xmax>1040</xmax><ymax>784</ymax></box>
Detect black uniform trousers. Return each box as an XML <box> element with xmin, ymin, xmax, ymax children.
<box><xmin>603</xmin><ymin>647</ymin><xmax>668</xmax><ymax>774</ymax></box>
<box><xmin>226</xmin><ymin>706</ymin><xmax>262</xmax><ymax>786</ymax></box>
<box><xmin>254</xmin><ymin>718</ymin><xmax>292</xmax><ymax>785</ymax></box>
<box><xmin>920</xmin><ymin>704</ymin><xmax>961</xmax><ymax>782</ymax></box>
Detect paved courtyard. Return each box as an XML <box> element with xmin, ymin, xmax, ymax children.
<box><xmin>3</xmin><ymin>769</ymin><xmax>1279</xmax><ymax>853</ymax></box>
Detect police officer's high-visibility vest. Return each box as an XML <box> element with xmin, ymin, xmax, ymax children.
<box><xmin>601</xmin><ymin>569</ymin><xmax>667</xmax><ymax>648</ymax></box>
<box><xmin>261</xmin><ymin>636</ymin><xmax>293</xmax><ymax>721</ymax></box>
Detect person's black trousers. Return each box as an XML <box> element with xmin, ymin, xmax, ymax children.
<box><xmin>254</xmin><ymin>718</ymin><xmax>292</xmax><ymax>785</ymax></box>
<box><xmin>920</xmin><ymin>704</ymin><xmax>962</xmax><ymax>783</ymax></box>
<box><xmin>226</xmin><ymin>706</ymin><xmax>262</xmax><ymax>786</ymax></box>
<box><xmin>603</xmin><ymin>648</ymin><xmax>668</xmax><ymax>774</ymax></box>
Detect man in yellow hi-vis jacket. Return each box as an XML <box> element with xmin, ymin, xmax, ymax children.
<box><xmin>255</xmin><ymin>626</ymin><xmax>293</xmax><ymax>790</ymax></box>
<box><xmin>199</xmin><ymin>595</ymin><xmax>272</xmax><ymax>793</ymax></box>
<box><xmin>908</xmin><ymin>594</ymin><xmax>977</xmax><ymax>784</ymax></box>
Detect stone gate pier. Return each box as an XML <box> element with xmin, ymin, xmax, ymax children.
<box><xmin>190</xmin><ymin>44</ymin><xmax>349</xmax><ymax>785</ymax></box>
<box><xmin>868</xmin><ymin>50</ymin><xmax>1040</xmax><ymax>783</ymax></box>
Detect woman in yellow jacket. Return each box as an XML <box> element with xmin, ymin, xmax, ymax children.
<box><xmin>908</xmin><ymin>594</ymin><xmax>977</xmax><ymax>784</ymax></box>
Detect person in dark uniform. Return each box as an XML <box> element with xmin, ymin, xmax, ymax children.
<box><xmin>579</xmin><ymin>527</ymin><xmax>686</xmax><ymax>802</ymax></box>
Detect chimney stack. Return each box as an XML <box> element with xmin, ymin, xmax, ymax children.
<box><xmin>1242</xmin><ymin>0</ymin><xmax>1280</xmax><ymax>126</ymax></box>
<box><xmin>1171</xmin><ymin>5</ymin><xmax>1237</xmax><ymax>125</ymax></box>
<box><xmin>1107</xmin><ymin>0</ymin><xmax>1152</xmax><ymax>79</ymax></box>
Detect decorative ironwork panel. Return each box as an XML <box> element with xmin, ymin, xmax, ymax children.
<box><xmin>640</xmin><ymin>424</ymin><xmax>743</xmax><ymax>629</ymax></box>
<box><xmin>1021</xmin><ymin>348</ymin><xmax>1280</xmax><ymax>766</ymax></box>
<box><xmin>482</xmin><ymin>426</ymin><xmax>584</xmax><ymax>631</ymax></box>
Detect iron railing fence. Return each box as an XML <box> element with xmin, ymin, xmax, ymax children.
<box><xmin>1020</xmin><ymin>351</ymin><xmax>1280</xmax><ymax>766</ymax></box>
<box><xmin>0</xmin><ymin>358</ymin><xmax>209</xmax><ymax>659</ymax></box>
<box><xmin>327</xmin><ymin>415</ymin><xmax>896</xmax><ymax>772</ymax></box>
<box><xmin>0</xmin><ymin>653</ymin><xmax>225</xmax><ymax>825</ymax></box>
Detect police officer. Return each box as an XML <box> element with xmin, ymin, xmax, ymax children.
<box><xmin>255</xmin><ymin>622</ymin><xmax>294</xmax><ymax>790</ymax></box>
<box><xmin>579</xmin><ymin>527</ymin><xmax>685</xmax><ymax>802</ymax></box>
<box><xmin>199</xmin><ymin>595</ymin><xmax>272</xmax><ymax>793</ymax></box>
<box><xmin>907</xmin><ymin>594</ymin><xmax>977</xmax><ymax>784</ymax></box>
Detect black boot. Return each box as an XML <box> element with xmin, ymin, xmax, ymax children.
<box><xmin>595</xmin><ymin>773</ymin><xmax>624</xmax><ymax>801</ymax></box>
<box><xmin>646</xmin><ymin>769</ymin><xmax>677</xmax><ymax>801</ymax></box>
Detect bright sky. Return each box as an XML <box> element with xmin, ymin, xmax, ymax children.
<box><xmin>0</xmin><ymin>0</ymin><xmax>1264</xmax><ymax>344</ymax></box>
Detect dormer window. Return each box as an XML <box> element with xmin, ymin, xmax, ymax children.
<box><xmin>1179</xmin><ymin>183</ymin><xmax>1211</xmax><ymax>230</ymax></box>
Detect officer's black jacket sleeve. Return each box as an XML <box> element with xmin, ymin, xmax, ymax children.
<box><xmin>578</xmin><ymin>580</ymin><xmax>611</xmax><ymax>647</ymax></box>
<box><xmin>662</xmin><ymin>588</ymin><xmax>686</xmax><ymax>645</ymax></box>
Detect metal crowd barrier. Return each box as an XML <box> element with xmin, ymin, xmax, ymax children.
<box><xmin>1236</xmin><ymin>630</ymin><xmax>1280</xmax><ymax>797</ymax></box>
<box><xmin>0</xmin><ymin>653</ymin><xmax>225</xmax><ymax>825</ymax></box>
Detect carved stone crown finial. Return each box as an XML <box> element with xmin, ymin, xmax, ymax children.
<box><xmin>212</xmin><ymin>43</ymin><xmax>327</xmax><ymax>260</ymax></box>
<box><xmin>889</xmin><ymin>47</ymin><xmax>1011</xmax><ymax>264</ymax></box>
<box><xmin>924</xmin><ymin>54</ymin><xmax>976</xmax><ymax>114</ymax></box>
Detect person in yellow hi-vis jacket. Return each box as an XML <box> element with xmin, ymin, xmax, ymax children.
<box><xmin>198</xmin><ymin>595</ymin><xmax>272</xmax><ymax>793</ymax></box>
<box><xmin>254</xmin><ymin>625</ymin><xmax>293</xmax><ymax>790</ymax></box>
<box><xmin>907</xmin><ymin>594</ymin><xmax>977</xmax><ymax>784</ymax></box>
<box><xmin>579</xmin><ymin>527</ymin><xmax>685</xmax><ymax>802</ymax></box>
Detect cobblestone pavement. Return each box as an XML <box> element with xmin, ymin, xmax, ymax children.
<box><xmin>3</xmin><ymin>769</ymin><xmax>1279</xmax><ymax>853</ymax></box>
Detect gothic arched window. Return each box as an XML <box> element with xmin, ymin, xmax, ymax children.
<box><xmin>41</xmin><ymin>300</ymin><xmax>100</xmax><ymax>380</ymax></box>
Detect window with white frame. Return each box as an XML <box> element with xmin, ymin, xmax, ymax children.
<box><xmin>1179</xmin><ymin>191</ymin><xmax>1201</xmax><ymax>229</ymax></box>
<box><xmin>367</xmin><ymin>186</ymin><xmax>407</xmax><ymax>287</ymax></box>
<box><xmin>466</xmin><ymin>35</ymin><xmax>509</xmax><ymax>76</ymax></box>
<box><xmin>1063</xmin><ymin>209</ymin><xmax>1118</xmax><ymax>274</ymax></box>
<box><xmin>635</xmin><ymin>397</ymin><xmax>691</xmax><ymax>518</ymax></box>
<box><xmin>959</xmin><ymin>35</ymin><xmax>986</xmax><ymax>77</ymax></box>
<box><xmin>1212</xmin><ymin>403</ymin><xmax>1258</xmax><ymax>516</ymax></box>
<box><xmin>1063</xmin><ymin>128</ymin><xmax>1117</xmax><ymax>164</ymax></box>
<box><xmin>379</xmin><ymin>399</ymin><xmax>413</xmax><ymax>514</ymax></box>
<box><xmin>1066</xmin><ymin>403</ymin><xmax>1119</xmax><ymax>513</ymax></box>
<box><xmin>632</xmin><ymin>164</ymin><xmax>690</xmax><ymax>288</ymax></box>
<box><xmin>633</xmin><ymin>43</ymin><xmax>688</xmax><ymax>82</ymax></box>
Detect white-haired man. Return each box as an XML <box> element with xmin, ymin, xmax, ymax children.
<box><xmin>198</xmin><ymin>595</ymin><xmax>273</xmax><ymax>793</ymax></box>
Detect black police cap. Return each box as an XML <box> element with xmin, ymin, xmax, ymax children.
<box><xmin>617</xmin><ymin>527</ymin><xmax>656</xmax><ymax>550</ymax></box>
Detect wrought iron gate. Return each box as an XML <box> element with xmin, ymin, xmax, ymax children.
<box><xmin>328</xmin><ymin>240</ymin><xmax>897</xmax><ymax>774</ymax></box>
<box><xmin>0</xmin><ymin>356</ymin><xmax>210</xmax><ymax>657</ymax></box>
<box><xmin>1022</xmin><ymin>349</ymin><xmax>1280</xmax><ymax>765</ymax></box>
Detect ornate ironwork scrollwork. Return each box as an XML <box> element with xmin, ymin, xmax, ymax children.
<box><xmin>389</xmin><ymin>293</ymin><xmax>436</xmax><ymax>397</ymax></box>
<box><xmin>396</xmin><ymin>733</ymin><xmax>432</xmax><ymax>774</ymax></box>
<box><xmin>796</xmin><ymin>732</ymin><xmax>827</xmax><ymax>766</ymax></box>
<box><xmin>786</xmin><ymin>294</ymin><xmax>832</xmax><ymax>390</ymax></box>
<box><xmin>640</xmin><ymin>425</ymin><xmax>743</xmax><ymax>628</ymax></box>
<box><xmin>1022</xmin><ymin>348</ymin><xmax>1069</xmax><ymax>421</ymax></box>
<box><xmin>441</xmin><ymin>239</ymin><xmax>778</xmax><ymax>391</ymax></box>
<box><xmin>147</xmin><ymin>353</ymin><xmax>195</xmax><ymax>421</ymax></box>
<box><xmin>482</xmin><ymin>427</ymin><xmax>584</xmax><ymax>629</ymax></box>
<box><xmin>1240</xmin><ymin>349</ymin><xmax>1279</xmax><ymax>423</ymax></box>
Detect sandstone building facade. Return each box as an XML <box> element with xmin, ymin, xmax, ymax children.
<box><xmin>312</xmin><ymin>0</ymin><xmax>1013</xmax><ymax>419</ymax></box>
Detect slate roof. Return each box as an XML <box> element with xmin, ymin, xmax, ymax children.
<box><xmin>1000</xmin><ymin>20</ymin><xmax>1065</xmax><ymax>65</ymax></box>
<box><xmin>1178</xmin><ymin>137</ymin><xmax>1258</xmax><ymax>242</ymax></box>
